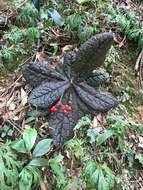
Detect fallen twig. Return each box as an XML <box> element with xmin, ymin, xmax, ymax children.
<box><xmin>0</xmin><ymin>75</ymin><xmax>22</xmax><ymax>97</ymax></box>
<box><xmin>134</xmin><ymin>50</ymin><xmax>143</xmax><ymax>73</ymax></box>
<box><xmin>134</xmin><ymin>49</ymin><xmax>143</xmax><ymax>86</ymax></box>
<box><xmin>7</xmin><ymin>119</ymin><xmax>23</xmax><ymax>134</ymax></box>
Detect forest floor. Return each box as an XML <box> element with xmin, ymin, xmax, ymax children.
<box><xmin>0</xmin><ymin>0</ymin><xmax>143</xmax><ymax>190</ymax></box>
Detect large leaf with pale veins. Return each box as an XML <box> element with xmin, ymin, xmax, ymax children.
<box><xmin>74</xmin><ymin>83</ymin><xmax>118</xmax><ymax>113</ymax></box>
<box><xmin>23</xmin><ymin>62</ymin><xmax>65</xmax><ymax>87</ymax></box>
<box><xmin>29</xmin><ymin>81</ymin><xmax>69</xmax><ymax>108</ymax></box>
<box><xmin>74</xmin><ymin>32</ymin><xmax>113</xmax><ymax>78</ymax></box>
<box><xmin>49</xmin><ymin>109</ymin><xmax>80</xmax><ymax>147</ymax></box>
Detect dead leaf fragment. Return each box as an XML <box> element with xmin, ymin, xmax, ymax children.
<box><xmin>93</xmin><ymin>116</ymin><xmax>98</xmax><ymax>128</ymax></box>
<box><xmin>62</xmin><ymin>45</ymin><xmax>74</xmax><ymax>53</ymax></box>
<box><xmin>138</xmin><ymin>136</ymin><xmax>143</xmax><ymax>149</ymax></box>
<box><xmin>21</xmin><ymin>88</ymin><xmax>28</xmax><ymax>106</ymax></box>
<box><xmin>9</xmin><ymin>103</ymin><xmax>16</xmax><ymax>111</ymax></box>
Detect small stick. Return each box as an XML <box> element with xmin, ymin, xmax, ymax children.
<box><xmin>7</xmin><ymin>119</ymin><xmax>23</xmax><ymax>134</ymax></box>
<box><xmin>134</xmin><ymin>49</ymin><xmax>143</xmax><ymax>73</ymax></box>
<box><xmin>134</xmin><ymin>49</ymin><xmax>143</xmax><ymax>87</ymax></box>
<box><xmin>18</xmin><ymin>56</ymin><xmax>33</xmax><ymax>68</ymax></box>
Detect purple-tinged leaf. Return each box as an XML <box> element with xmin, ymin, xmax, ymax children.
<box><xmin>75</xmin><ymin>32</ymin><xmax>114</xmax><ymax>77</ymax></box>
<box><xmin>49</xmin><ymin>109</ymin><xmax>80</xmax><ymax>147</ymax></box>
<box><xmin>74</xmin><ymin>83</ymin><xmax>118</xmax><ymax>113</ymax></box>
<box><xmin>29</xmin><ymin>81</ymin><xmax>69</xmax><ymax>108</ymax></box>
<box><xmin>23</xmin><ymin>62</ymin><xmax>65</xmax><ymax>87</ymax></box>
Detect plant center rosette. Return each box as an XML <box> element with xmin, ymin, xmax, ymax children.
<box><xmin>22</xmin><ymin>32</ymin><xmax>118</xmax><ymax>147</ymax></box>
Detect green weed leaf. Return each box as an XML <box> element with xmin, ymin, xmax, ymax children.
<box><xmin>98</xmin><ymin>171</ymin><xmax>109</xmax><ymax>190</ymax></box>
<box><xmin>23</xmin><ymin>128</ymin><xmax>37</xmax><ymax>151</ymax></box>
<box><xmin>74</xmin><ymin>116</ymin><xmax>92</xmax><ymax>130</ymax></box>
<box><xmin>96</xmin><ymin>130</ymin><xmax>113</xmax><ymax>145</ymax></box>
<box><xmin>49</xmin><ymin>159</ymin><xmax>64</xmax><ymax>178</ymax></box>
<box><xmin>90</xmin><ymin>169</ymin><xmax>99</xmax><ymax>185</ymax></box>
<box><xmin>19</xmin><ymin>166</ymin><xmax>41</xmax><ymax>190</ymax></box>
<box><xmin>135</xmin><ymin>154</ymin><xmax>143</xmax><ymax>165</ymax></box>
<box><xmin>11</xmin><ymin>139</ymin><xmax>28</xmax><ymax>153</ymax></box>
<box><xmin>87</xmin><ymin>128</ymin><xmax>101</xmax><ymax>144</ymax></box>
<box><xmin>66</xmin><ymin>14</ymin><xmax>82</xmax><ymax>30</ymax></box>
<box><xmin>78</xmin><ymin>26</ymin><xmax>94</xmax><ymax>41</ymax></box>
<box><xmin>33</xmin><ymin>139</ymin><xmax>53</xmax><ymax>157</ymax></box>
<box><xmin>0</xmin><ymin>143</ymin><xmax>22</xmax><ymax>189</ymax></box>
<box><xmin>76</xmin><ymin>0</ymin><xmax>89</xmax><ymax>4</ymax></box>
<box><xmin>29</xmin><ymin>158</ymin><xmax>49</xmax><ymax>166</ymax></box>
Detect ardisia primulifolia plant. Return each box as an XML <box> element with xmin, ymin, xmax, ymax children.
<box><xmin>22</xmin><ymin>32</ymin><xmax>118</xmax><ymax>147</ymax></box>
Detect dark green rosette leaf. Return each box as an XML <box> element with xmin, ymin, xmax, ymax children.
<box><xmin>23</xmin><ymin>62</ymin><xmax>65</xmax><ymax>87</ymax></box>
<box><xmin>74</xmin><ymin>83</ymin><xmax>118</xmax><ymax>113</ymax></box>
<box><xmin>29</xmin><ymin>81</ymin><xmax>69</xmax><ymax>108</ymax></box>
<box><xmin>76</xmin><ymin>93</ymin><xmax>97</xmax><ymax>115</ymax></box>
<box><xmin>62</xmin><ymin>51</ymin><xmax>77</xmax><ymax>78</ymax></box>
<box><xmin>49</xmin><ymin>108</ymin><xmax>80</xmax><ymax>147</ymax></box>
<box><xmin>74</xmin><ymin>32</ymin><xmax>113</xmax><ymax>78</ymax></box>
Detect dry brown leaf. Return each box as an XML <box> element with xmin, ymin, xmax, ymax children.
<box><xmin>21</xmin><ymin>88</ymin><xmax>28</xmax><ymax>106</ymax></box>
<box><xmin>40</xmin><ymin>180</ymin><xmax>47</xmax><ymax>190</ymax></box>
<box><xmin>9</xmin><ymin>102</ymin><xmax>16</xmax><ymax>111</ymax></box>
<box><xmin>131</xmin><ymin>134</ymin><xmax>143</xmax><ymax>149</ymax></box>
<box><xmin>137</xmin><ymin>106</ymin><xmax>143</xmax><ymax>122</ymax></box>
<box><xmin>6</xmin><ymin>94</ymin><xmax>15</xmax><ymax>107</ymax></box>
<box><xmin>93</xmin><ymin>116</ymin><xmax>98</xmax><ymax>128</ymax></box>
<box><xmin>0</xmin><ymin>97</ymin><xmax>5</xmax><ymax>109</ymax></box>
<box><xmin>2</xmin><ymin>111</ymin><xmax>12</xmax><ymax>121</ymax></box>
<box><xmin>138</xmin><ymin>136</ymin><xmax>143</xmax><ymax>149</ymax></box>
<box><xmin>35</xmin><ymin>51</ymin><xmax>46</xmax><ymax>62</ymax></box>
<box><xmin>12</xmin><ymin>116</ymin><xmax>19</xmax><ymax>121</ymax></box>
<box><xmin>96</xmin><ymin>114</ymin><xmax>103</xmax><ymax>123</ymax></box>
<box><xmin>62</xmin><ymin>45</ymin><xmax>74</xmax><ymax>53</ymax></box>
<box><xmin>24</xmin><ymin>124</ymin><xmax>31</xmax><ymax>129</ymax></box>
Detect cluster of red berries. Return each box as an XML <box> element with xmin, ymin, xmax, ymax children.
<box><xmin>50</xmin><ymin>101</ymin><xmax>73</xmax><ymax>115</ymax></box>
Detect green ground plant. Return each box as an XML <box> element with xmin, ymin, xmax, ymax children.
<box><xmin>106</xmin><ymin>5</ymin><xmax>143</xmax><ymax>47</ymax></box>
<box><xmin>0</xmin><ymin>143</ymin><xmax>22</xmax><ymax>189</ymax></box>
<box><xmin>0</xmin><ymin>2</ymin><xmax>40</xmax><ymax>70</ymax></box>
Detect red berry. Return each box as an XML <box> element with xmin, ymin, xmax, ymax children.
<box><xmin>67</xmin><ymin>106</ymin><xmax>72</xmax><ymax>111</ymax></box>
<box><xmin>61</xmin><ymin>104</ymin><xmax>73</xmax><ymax>114</ymax></box>
<box><xmin>61</xmin><ymin>106</ymin><xmax>67</xmax><ymax>114</ymax></box>
<box><xmin>50</xmin><ymin>106</ymin><xmax>57</xmax><ymax>113</ymax></box>
<box><xmin>63</xmin><ymin>109</ymin><xmax>68</xmax><ymax>115</ymax></box>
<box><xmin>61</xmin><ymin>105</ymin><xmax>66</xmax><ymax>112</ymax></box>
<box><xmin>64</xmin><ymin>105</ymin><xmax>69</xmax><ymax>109</ymax></box>
<box><xmin>63</xmin><ymin>104</ymin><xmax>72</xmax><ymax>111</ymax></box>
